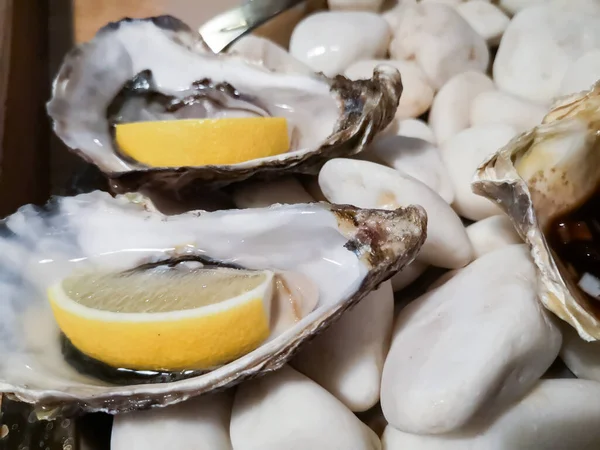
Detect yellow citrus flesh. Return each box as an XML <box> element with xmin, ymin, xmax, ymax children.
<box><xmin>115</xmin><ymin>117</ymin><xmax>290</xmax><ymax>167</ymax></box>
<box><xmin>47</xmin><ymin>268</ymin><xmax>273</xmax><ymax>370</ymax></box>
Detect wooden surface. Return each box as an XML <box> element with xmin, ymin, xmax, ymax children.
<box><xmin>74</xmin><ymin>0</ymin><xmax>241</xmax><ymax>43</ymax></box>
<box><xmin>0</xmin><ymin>0</ymin><xmax>50</xmax><ymax>216</ymax></box>
<box><xmin>72</xmin><ymin>0</ymin><xmax>327</xmax><ymax>45</ymax></box>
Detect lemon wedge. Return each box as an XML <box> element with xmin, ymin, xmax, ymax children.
<box><xmin>115</xmin><ymin>117</ymin><xmax>290</xmax><ymax>167</ymax></box>
<box><xmin>48</xmin><ymin>267</ymin><xmax>274</xmax><ymax>370</ymax></box>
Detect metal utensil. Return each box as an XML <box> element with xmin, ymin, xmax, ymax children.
<box><xmin>199</xmin><ymin>0</ymin><xmax>306</xmax><ymax>54</ymax></box>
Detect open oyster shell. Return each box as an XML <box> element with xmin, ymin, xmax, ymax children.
<box><xmin>473</xmin><ymin>81</ymin><xmax>600</xmax><ymax>341</ymax></box>
<box><xmin>0</xmin><ymin>191</ymin><xmax>426</xmax><ymax>414</ymax></box>
<box><xmin>47</xmin><ymin>16</ymin><xmax>402</xmax><ymax>197</ymax></box>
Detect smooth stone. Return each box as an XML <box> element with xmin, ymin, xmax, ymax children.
<box><xmin>290</xmin><ymin>12</ymin><xmax>390</xmax><ymax>77</ymax></box>
<box><xmin>558</xmin><ymin>50</ymin><xmax>600</xmax><ymax>97</ymax></box>
<box><xmin>466</xmin><ymin>215</ymin><xmax>522</xmax><ymax>258</ymax></box>
<box><xmin>456</xmin><ymin>1</ymin><xmax>510</xmax><ymax>45</ymax></box>
<box><xmin>345</xmin><ymin>60</ymin><xmax>434</xmax><ymax>119</ymax></box>
<box><xmin>229</xmin><ymin>34</ymin><xmax>313</xmax><ymax>75</ymax></box>
<box><xmin>493</xmin><ymin>3</ymin><xmax>600</xmax><ymax>104</ymax></box>
<box><xmin>292</xmin><ymin>281</ymin><xmax>394</xmax><ymax>412</ymax></box>
<box><xmin>389</xmin><ymin>118</ymin><xmax>436</xmax><ymax>144</ymax></box>
<box><xmin>498</xmin><ymin>0</ymin><xmax>546</xmax><ymax>15</ymax></box>
<box><xmin>328</xmin><ymin>0</ymin><xmax>384</xmax><ymax>12</ymax></box>
<box><xmin>111</xmin><ymin>392</ymin><xmax>233</xmax><ymax>450</ymax></box>
<box><xmin>370</xmin><ymin>135</ymin><xmax>454</xmax><ymax>203</ymax></box>
<box><xmin>391</xmin><ymin>261</ymin><xmax>428</xmax><ymax>292</ymax></box>
<box><xmin>441</xmin><ymin>124</ymin><xmax>518</xmax><ymax>221</ymax></box>
<box><xmin>560</xmin><ymin>320</ymin><xmax>600</xmax><ymax>382</ymax></box>
<box><xmin>382</xmin><ymin>0</ymin><xmax>418</xmax><ymax>30</ymax></box>
<box><xmin>429</xmin><ymin>71</ymin><xmax>495</xmax><ymax>145</ymax></box>
<box><xmin>319</xmin><ymin>158</ymin><xmax>473</xmax><ymax>269</ymax></box>
<box><xmin>231</xmin><ymin>178</ymin><xmax>314</xmax><ymax>209</ymax></box>
<box><xmin>382</xmin><ymin>379</ymin><xmax>600</xmax><ymax>449</ymax></box>
<box><xmin>231</xmin><ymin>365</ymin><xmax>381</xmax><ymax>450</ymax></box>
<box><xmin>420</xmin><ymin>0</ymin><xmax>463</xmax><ymax>5</ymax></box>
<box><xmin>381</xmin><ymin>245</ymin><xmax>562</xmax><ymax>435</ymax></box>
<box><xmin>388</xmin><ymin>3</ymin><xmax>489</xmax><ymax>90</ymax></box>
<box><xmin>470</xmin><ymin>90</ymin><xmax>548</xmax><ymax>132</ymax></box>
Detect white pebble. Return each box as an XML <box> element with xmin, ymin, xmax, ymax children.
<box><xmin>290</xmin><ymin>12</ymin><xmax>390</xmax><ymax>76</ymax></box>
<box><xmin>560</xmin><ymin>320</ymin><xmax>600</xmax><ymax>382</ymax></box>
<box><xmin>388</xmin><ymin>3</ymin><xmax>489</xmax><ymax>90</ymax></box>
<box><xmin>494</xmin><ymin>3</ymin><xmax>600</xmax><ymax>104</ymax></box>
<box><xmin>388</xmin><ymin>119</ymin><xmax>436</xmax><ymax>144</ymax></box>
<box><xmin>391</xmin><ymin>261</ymin><xmax>428</xmax><ymax>292</ymax></box>
<box><xmin>231</xmin><ymin>178</ymin><xmax>313</xmax><ymax>209</ymax></box>
<box><xmin>370</xmin><ymin>135</ymin><xmax>454</xmax><ymax>204</ymax></box>
<box><xmin>441</xmin><ymin>124</ymin><xmax>518</xmax><ymax>220</ymax></box>
<box><xmin>228</xmin><ymin>35</ymin><xmax>313</xmax><ymax>75</ymax></box>
<box><xmin>420</xmin><ymin>0</ymin><xmax>493</xmax><ymax>7</ymax></box>
<box><xmin>381</xmin><ymin>245</ymin><xmax>562</xmax><ymax>434</ymax></box>
<box><xmin>456</xmin><ymin>1</ymin><xmax>510</xmax><ymax>46</ymax></box>
<box><xmin>420</xmin><ymin>0</ymin><xmax>463</xmax><ymax>5</ymax></box>
<box><xmin>382</xmin><ymin>379</ymin><xmax>600</xmax><ymax>449</ymax></box>
<box><xmin>319</xmin><ymin>158</ymin><xmax>473</xmax><ymax>269</ymax></box>
<box><xmin>429</xmin><ymin>71</ymin><xmax>495</xmax><ymax>145</ymax></box>
<box><xmin>470</xmin><ymin>90</ymin><xmax>549</xmax><ymax>132</ymax></box>
<box><xmin>382</xmin><ymin>0</ymin><xmax>418</xmax><ymax>30</ymax></box>
<box><xmin>345</xmin><ymin>60</ymin><xmax>434</xmax><ymax>119</ymax></box>
<box><xmin>498</xmin><ymin>0</ymin><xmax>546</xmax><ymax>15</ymax></box>
<box><xmin>292</xmin><ymin>281</ymin><xmax>393</xmax><ymax>412</ymax></box>
<box><xmin>466</xmin><ymin>215</ymin><xmax>522</xmax><ymax>258</ymax></box>
<box><xmin>231</xmin><ymin>365</ymin><xmax>381</xmax><ymax>450</ymax></box>
<box><xmin>327</xmin><ymin>0</ymin><xmax>383</xmax><ymax>12</ymax></box>
<box><xmin>558</xmin><ymin>50</ymin><xmax>600</xmax><ymax>97</ymax></box>
<box><xmin>111</xmin><ymin>393</ymin><xmax>233</xmax><ymax>450</ymax></box>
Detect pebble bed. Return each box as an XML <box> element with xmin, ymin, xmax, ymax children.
<box><xmin>110</xmin><ymin>0</ymin><xmax>600</xmax><ymax>449</ymax></box>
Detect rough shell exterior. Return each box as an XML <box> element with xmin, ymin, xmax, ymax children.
<box><xmin>473</xmin><ymin>81</ymin><xmax>600</xmax><ymax>341</ymax></box>
<box><xmin>47</xmin><ymin>16</ymin><xmax>403</xmax><ymax>197</ymax></box>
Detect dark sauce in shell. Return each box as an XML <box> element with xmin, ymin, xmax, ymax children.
<box><xmin>547</xmin><ymin>193</ymin><xmax>600</xmax><ymax>301</ymax></box>
<box><xmin>60</xmin><ymin>334</ymin><xmax>206</xmax><ymax>386</ymax></box>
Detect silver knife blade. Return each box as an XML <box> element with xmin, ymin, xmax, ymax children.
<box><xmin>199</xmin><ymin>0</ymin><xmax>306</xmax><ymax>54</ymax></box>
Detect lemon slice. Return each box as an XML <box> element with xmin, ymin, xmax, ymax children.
<box><xmin>115</xmin><ymin>117</ymin><xmax>290</xmax><ymax>167</ymax></box>
<box><xmin>48</xmin><ymin>267</ymin><xmax>274</xmax><ymax>370</ymax></box>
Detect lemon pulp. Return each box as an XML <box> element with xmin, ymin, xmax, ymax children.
<box><xmin>115</xmin><ymin>117</ymin><xmax>290</xmax><ymax>167</ymax></box>
<box><xmin>48</xmin><ymin>267</ymin><xmax>274</xmax><ymax>370</ymax></box>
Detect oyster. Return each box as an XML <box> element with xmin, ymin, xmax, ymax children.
<box><xmin>0</xmin><ymin>191</ymin><xmax>426</xmax><ymax>413</ymax></box>
<box><xmin>473</xmin><ymin>81</ymin><xmax>600</xmax><ymax>341</ymax></box>
<box><xmin>47</xmin><ymin>16</ymin><xmax>402</xmax><ymax>197</ymax></box>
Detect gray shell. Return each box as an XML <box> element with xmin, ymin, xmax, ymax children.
<box><xmin>0</xmin><ymin>191</ymin><xmax>426</xmax><ymax>415</ymax></box>
<box><xmin>473</xmin><ymin>81</ymin><xmax>600</xmax><ymax>341</ymax></box>
<box><xmin>47</xmin><ymin>16</ymin><xmax>402</xmax><ymax>197</ymax></box>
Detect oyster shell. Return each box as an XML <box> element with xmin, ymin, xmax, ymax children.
<box><xmin>47</xmin><ymin>16</ymin><xmax>402</xmax><ymax>197</ymax></box>
<box><xmin>0</xmin><ymin>191</ymin><xmax>425</xmax><ymax>413</ymax></box>
<box><xmin>473</xmin><ymin>81</ymin><xmax>600</xmax><ymax>341</ymax></box>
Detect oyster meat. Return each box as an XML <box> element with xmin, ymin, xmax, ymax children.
<box><xmin>0</xmin><ymin>191</ymin><xmax>426</xmax><ymax>413</ymax></box>
<box><xmin>473</xmin><ymin>81</ymin><xmax>600</xmax><ymax>341</ymax></box>
<box><xmin>47</xmin><ymin>16</ymin><xmax>402</xmax><ymax>196</ymax></box>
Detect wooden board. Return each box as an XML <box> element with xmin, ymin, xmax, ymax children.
<box><xmin>0</xmin><ymin>0</ymin><xmax>50</xmax><ymax>216</ymax></box>
<box><xmin>73</xmin><ymin>0</ymin><xmax>241</xmax><ymax>43</ymax></box>
<box><xmin>72</xmin><ymin>0</ymin><xmax>327</xmax><ymax>46</ymax></box>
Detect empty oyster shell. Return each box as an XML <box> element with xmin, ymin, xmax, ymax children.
<box><xmin>473</xmin><ymin>81</ymin><xmax>600</xmax><ymax>341</ymax></box>
<box><xmin>0</xmin><ymin>191</ymin><xmax>425</xmax><ymax>413</ymax></box>
<box><xmin>47</xmin><ymin>16</ymin><xmax>402</xmax><ymax>197</ymax></box>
